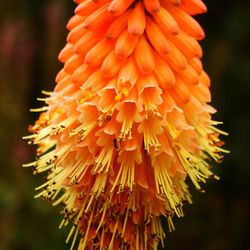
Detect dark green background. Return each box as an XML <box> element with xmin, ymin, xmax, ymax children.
<box><xmin>0</xmin><ymin>0</ymin><xmax>249</xmax><ymax>249</ymax></box>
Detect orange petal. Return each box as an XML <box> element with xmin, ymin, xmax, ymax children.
<box><xmin>170</xmin><ymin>31</ymin><xmax>203</xmax><ymax>58</ymax></box>
<box><xmin>200</xmin><ymin>70</ymin><xmax>211</xmax><ymax>87</ymax></box>
<box><xmin>108</xmin><ymin>0</ymin><xmax>135</xmax><ymax>16</ymax></box>
<box><xmin>158</xmin><ymin>134</ymin><xmax>174</xmax><ymax>157</ymax></box>
<box><xmin>77</xmin><ymin>102</ymin><xmax>99</xmax><ymax>124</ymax></box>
<box><xmin>103</xmin><ymin>113</ymin><xmax>120</xmax><ymax>135</ymax></box>
<box><xmin>154</xmin><ymin>53</ymin><xmax>175</xmax><ymax>89</ymax></box>
<box><xmin>127</xmin><ymin>2</ymin><xmax>145</xmax><ymax>36</ymax></box>
<box><xmin>83</xmin><ymin>3</ymin><xmax>113</xmax><ymax>30</ymax></box>
<box><xmin>66</xmin><ymin>15</ymin><xmax>85</xmax><ymax>31</ymax></box>
<box><xmin>58</xmin><ymin>43</ymin><xmax>74</xmax><ymax>63</ymax></box>
<box><xmin>71</xmin><ymin>64</ymin><xmax>93</xmax><ymax>86</ymax></box>
<box><xmin>161</xmin><ymin>41</ymin><xmax>187</xmax><ymax>71</ymax></box>
<box><xmin>118</xmin><ymin>56</ymin><xmax>138</xmax><ymax>88</ymax></box>
<box><xmin>138</xmin><ymin>75</ymin><xmax>163</xmax><ymax>109</ymax></box>
<box><xmin>55</xmin><ymin>69</ymin><xmax>68</xmax><ymax>84</ymax></box>
<box><xmin>179</xmin><ymin>64</ymin><xmax>200</xmax><ymax>85</ymax></box>
<box><xmin>132</xmin><ymin>208</ymin><xmax>143</xmax><ymax>224</ymax></box>
<box><xmin>143</xmin><ymin>0</ymin><xmax>161</xmax><ymax>13</ymax></box>
<box><xmin>64</xmin><ymin>54</ymin><xmax>84</xmax><ymax>74</ymax></box>
<box><xmin>116</xmin><ymin>101</ymin><xmax>142</xmax><ymax>124</ymax></box>
<box><xmin>159</xmin><ymin>92</ymin><xmax>177</xmax><ymax>114</ymax></box>
<box><xmin>75</xmin><ymin>0</ymin><xmax>98</xmax><ymax>16</ymax></box>
<box><xmin>145</xmin><ymin>16</ymin><xmax>171</xmax><ymax>54</ymax></box>
<box><xmin>115</xmin><ymin>30</ymin><xmax>138</xmax><ymax>58</ymax></box>
<box><xmin>188</xmin><ymin>82</ymin><xmax>211</xmax><ymax>103</ymax></box>
<box><xmin>166</xmin><ymin>4</ymin><xmax>205</xmax><ymax>40</ymax></box>
<box><xmin>97</xmin><ymin>84</ymin><xmax>118</xmax><ymax>113</ymax></box>
<box><xmin>135</xmin><ymin>35</ymin><xmax>155</xmax><ymax>74</ymax></box>
<box><xmin>74</xmin><ymin>31</ymin><xmax>103</xmax><ymax>56</ymax></box>
<box><xmin>84</xmin><ymin>38</ymin><xmax>114</xmax><ymax>67</ymax></box>
<box><xmin>101</xmin><ymin>51</ymin><xmax>125</xmax><ymax>78</ymax></box>
<box><xmin>84</xmin><ymin>70</ymin><xmax>106</xmax><ymax>91</ymax></box>
<box><xmin>153</xmin><ymin>7</ymin><xmax>180</xmax><ymax>35</ymax></box>
<box><xmin>67</xmin><ymin>22</ymin><xmax>87</xmax><ymax>44</ymax></box>
<box><xmin>106</xmin><ymin>10</ymin><xmax>130</xmax><ymax>39</ymax></box>
<box><xmin>136</xmin><ymin>163</ymin><xmax>149</xmax><ymax>189</ymax></box>
<box><xmin>180</xmin><ymin>0</ymin><xmax>207</xmax><ymax>15</ymax></box>
<box><xmin>170</xmin><ymin>78</ymin><xmax>191</xmax><ymax>104</ymax></box>
<box><xmin>189</xmin><ymin>57</ymin><xmax>203</xmax><ymax>75</ymax></box>
<box><xmin>54</xmin><ymin>75</ymin><xmax>71</xmax><ymax>92</ymax></box>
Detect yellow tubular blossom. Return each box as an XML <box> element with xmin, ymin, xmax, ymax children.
<box><xmin>24</xmin><ymin>0</ymin><xmax>228</xmax><ymax>249</ymax></box>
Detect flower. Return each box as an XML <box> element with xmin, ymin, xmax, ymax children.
<box><xmin>24</xmin><ymin>0</ymin><xmax>228</xmax><ymax>249</ymax></box>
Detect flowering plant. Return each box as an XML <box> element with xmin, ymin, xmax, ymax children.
<box><xmin>24</xmin><ymin>0</ymin><xmax>227</xmax><ymax>249</ymax></box>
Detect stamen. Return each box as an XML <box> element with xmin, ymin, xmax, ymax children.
<box><xmin>93</xmin><ymin>147</ymin><xmax>114</xmax><ymax>174</ymax></box>
<box><xmin>30</xmin><ymin>107</ymin><xmax>49</xmax><ymax>112</ymax></box>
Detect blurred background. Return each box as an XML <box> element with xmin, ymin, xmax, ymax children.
<box><xmin>0</xmin><ymin>0</ymin><xmax>249</xmax><ymax>249</ymax></box>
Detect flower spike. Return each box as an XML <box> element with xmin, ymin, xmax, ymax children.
<box><xmin>24</xmin><ymin>0</ymin><xmax>228</xmax><ymax>249</ymax></box>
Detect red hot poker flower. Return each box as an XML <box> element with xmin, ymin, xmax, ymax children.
<box><xmin>24</xmin><ymin>0</ymin><xmax>228</xmax><ymax>249</ymax></box>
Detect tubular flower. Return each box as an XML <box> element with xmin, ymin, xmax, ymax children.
<box><xmin>24</xmin><ymin>0</ymin><xmax>228</xmax><ymax>249</ymax></box>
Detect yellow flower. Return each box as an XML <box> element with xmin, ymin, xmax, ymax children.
<box><xmin>24</xmin><ymin>0</ymin><xmax>228</xmax><ymax>249</ymax></box>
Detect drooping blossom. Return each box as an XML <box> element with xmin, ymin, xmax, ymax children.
<box><xmin>24</xmin><ymin>0</ymin><xmax>228</xmax><ymax>249</ymax></box>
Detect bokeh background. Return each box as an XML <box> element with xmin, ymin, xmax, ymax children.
<box><xmin>0</xmin><ymin>0</ymin><xmax>249</xmax><ymax>249</ymax></box>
